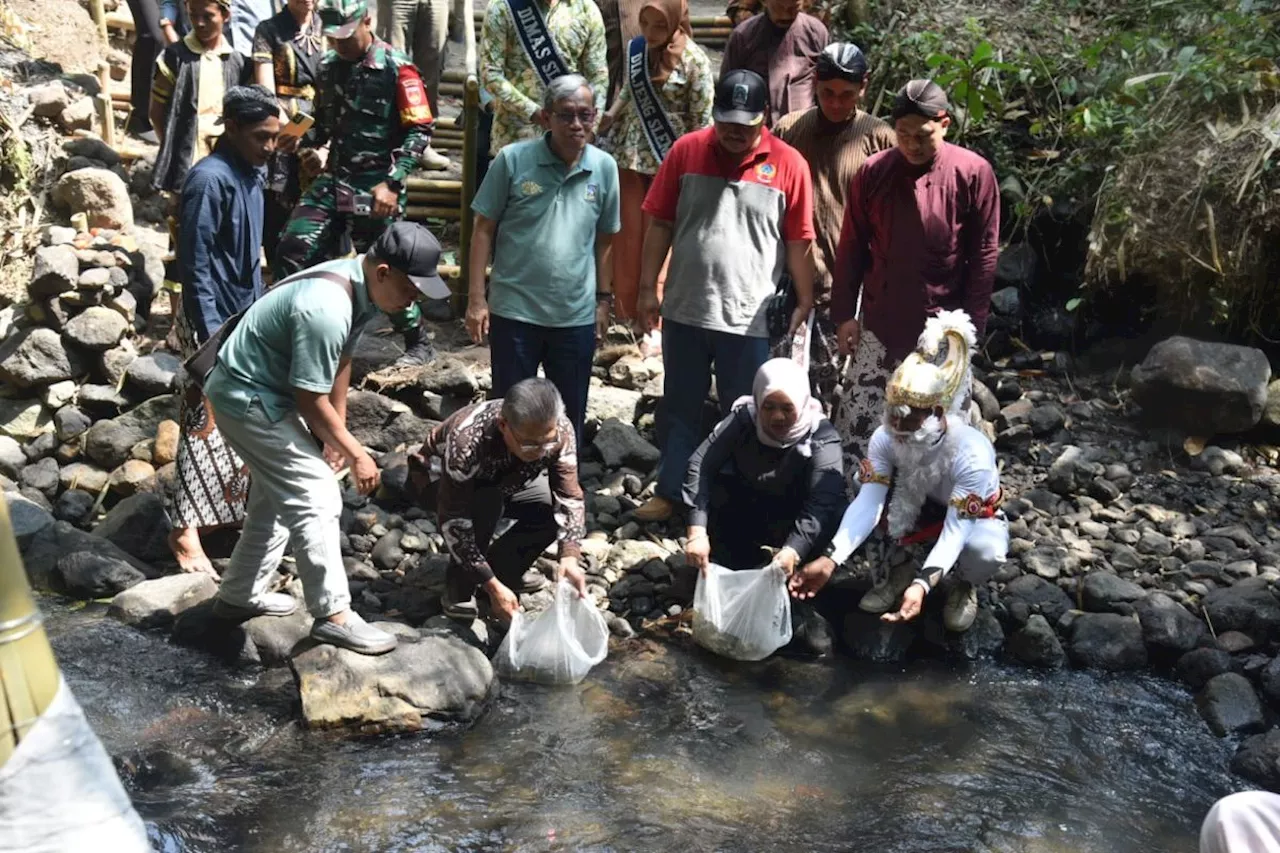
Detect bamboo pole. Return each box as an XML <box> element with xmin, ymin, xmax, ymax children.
<box><xmin>90</xmin><ymin>0</ymin><xmax>109</xmax><ymax>42</ymax></box>
<box><xmin>407</xmin><ymin>205</ymin><xmax>461</xmax><ymax>220</ymax></box>
<box><xmin>0</xmin><ymin>500</ymin><xmax>60</xmax><ymax>768</ymax></box>
<box><xmin>105</xmin><ymin>11</ymin><xmax>134</xmax><ymax>32</ymax></box>
<box><xmin>458</xmin><ymin>75</ymin><xmax>479</xmax><ymax>314</ymax></box>
<box><xmin>406</xmin><ymin>177</ymin><xmax>463</xmax><ymax>192</ymax></box>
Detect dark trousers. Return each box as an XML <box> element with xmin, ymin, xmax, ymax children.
<box><xmin>125</xmin><ymin>0</ymin><xmax>164</xmax><ymax>133</ymax></box>
<box><xmin>489</xmin><ymin>314</ymin><xmax>595</xmax><ymax>449</ymax></box>
<box><xmin>448</xmin><ymin>474</ymin><xmax>558</xmax><ymax>594</ymax></box>
<box><xmin>707</xmin><ymin>474</ymin><xmax>805</xmax><ymax>570</ymax></box>
<box><xmin>656</xmin><ymin>319</ymin><xmax>771</xmax><ymax>501</ymax></box>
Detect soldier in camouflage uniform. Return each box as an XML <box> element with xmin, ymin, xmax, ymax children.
<box><xmin>275</xmin><ymin>0</ymin><xmax>440</xmax><ymax>363</ymax></box>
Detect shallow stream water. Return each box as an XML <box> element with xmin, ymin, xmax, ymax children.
<box><xmin>44</xmin><ymin>599</ymin><xmax>1242</xmax><ymax>853</ymax></box>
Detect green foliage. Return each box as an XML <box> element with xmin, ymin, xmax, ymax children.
<box><xmin>846</xmin><ymin>0</ymin><xmax>1280</xmax><ymax>339</ymax></box>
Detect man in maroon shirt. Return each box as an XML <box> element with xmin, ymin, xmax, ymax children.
<box><xmin>828</xmin><ymin>79</ymin><xmax>999</xmax><ymax>485</ymax></box>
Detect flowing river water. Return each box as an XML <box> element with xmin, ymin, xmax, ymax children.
<box><xmin>44</xmin><ymin>599</ymin><xmax>1243</xmax><ymax>853</ymax></box>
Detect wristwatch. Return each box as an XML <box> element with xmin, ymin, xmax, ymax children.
<box><xmin>596</xmin><ymin>291</ymin><xmax>614</xmax><ymax>305</ymax></box>
<box><xmin>385</xmin><ymin>177</ymin><xmax>404</xmax><ymax>193</ymax></box>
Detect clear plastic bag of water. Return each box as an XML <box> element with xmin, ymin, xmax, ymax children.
<box><xmin>692</xmin><ymin>563</ymin><xmax>793</xmax><ymax>661</ymax></box>
<box><xmin>496</xmin><ymin>580</ymin><xmax>610</xmax><ymax>685</ymax></box>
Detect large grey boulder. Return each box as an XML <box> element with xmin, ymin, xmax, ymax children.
<box><xmin>63</xmin><ymin>305</ymin><xmax>129</xmax><ymax>351</ymax></box>
<box><xmin>585</xmin><ymin>382</ymin><xmax>642</xmax><ymax>427</ymax></box>
<box><xmin>93</xmin><ymin>493</ymin><xmax>172</xmax><ymax>564</ymax></box>
<box><xmin>1130</xmin><ymin>336</ymin><xmax>1271</xmax><ymax>435</ymax></box>
<box><xmin>592</xmin><ymin>419</ymin><xmax>660</xmax><ymax>471</ymax></box>
<box><xmin>53</xmin><ymin>551</ymin><xmax>146</xmax><ymax>599</ymax></box>
<box><xmin>1233</xmin><ymin>728</ymin><xmax>1280</xmax><ymax>791</ymax></box>
<box><xmin>0</xmin><ymin>327</ymin><xmax>82</xmax><ymax>388</ymax></box>
<box><xmin>1006</xmin><ymin>614</ymin><xmax>1065</xmax><ymax>669</ymax></box>
<box><xmin>20</xmin><ymin>521</ymin><xmax>153</xmax><ymax>590</ymax></box>
<box><xmin>29</xmin><ymin>244</ymin><xmax>80</xmax><ymax>298</ymax></box>
<box><xmin>1067</xmin><ymin>613</ymin><xmax>1148</xmax><ymax>671</ymax></box>
<box><xmin>1135</xmin><ymin>592</ymin><xmax>1206</xmax><ymax>654</ymax></box>
<box><xmin>84</xmin><ymin>395</ymin><xmax>179</xmax><ymax>469</ymax></box>
<box><xmin>291</xmin><ymin>628</ymin><xmax>495</xmax><ymax>731</ymax></box>
<box><xmin>1003</xmin><ymin>574</ymin><xmax>1074</xmax><ymax>625</ymax></box>
<box><xmin>5</xmin><ymin>491</ymin><xmax>54</xmax><ymax>550</ymax></box>
<box><xmin>0</xmin><ymin>399</ymin><xmax>52</xmax><ymax>442</ymax></box>
<box><xmin>1080</xmin><ymin>571</ymin><xmax>1147</xmax><ymax>614</ymax></box>
<box><xmin>1198</xmin><ymin>673</ymin><xmax>1266</xmax><ymax>737</ymax></box>
<box><xmin>345</xmin><ymin>390</ymin><xmax>432</xmax><ymax>451</ymax></box>
<box><xmin>124</xmin><ymin>353</ymin><xmax>181</xmax><ymax>398</ymax></box>
<box><xmin>1203</xmin><ymin>577</ymin><xmax>1280</xmax><ymax>644</ymax></box>
<box><xmin>52</xmin><ymin>167</ymin><xmax>133</xmax><ymax>230</ymax></box>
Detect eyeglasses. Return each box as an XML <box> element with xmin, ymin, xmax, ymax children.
<box><xmin>552</xmin><ymin>109</ymin><xmax>596</xmax><ymax>126</ymax></box>
<box><xmin>506</xmin><ymin>425</ymin><xmax>560</xmax><ymax>453</ymax></box>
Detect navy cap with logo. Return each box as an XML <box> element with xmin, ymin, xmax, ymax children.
<box><xmin>713</xmin><ymin>69</ymin><xmax>767</xmax><ymax>126</ymax></box>
<box><xmin>370</xmin><ymin>222</ymin><xmax>451</xmax><ymax>299</ymax></box>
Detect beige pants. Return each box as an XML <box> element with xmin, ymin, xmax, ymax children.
<box><xmin>213</xmin><ymin>399</ymin><xmax>351</xmax><ymax>619</ymax></box>
<box><xmin>377</xmin><ymin>0</ymin><xmax>450</xmax><ymax>114</ymax></box>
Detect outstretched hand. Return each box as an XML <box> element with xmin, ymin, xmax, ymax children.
<box><xmin>881</xmin><ymin>584</ymin><xmax>926</xmax><ymax>623</ymax></box>
<box><xmin>788</xmin><ymin>556</ymin><xmax>835</xmax><ymax>600</ymax></box>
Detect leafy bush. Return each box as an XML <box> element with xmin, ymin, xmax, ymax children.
<box><xmin>841</xmin><ymin>0</ymin><xmax>1280</xmax><ymax>341</ymax></box>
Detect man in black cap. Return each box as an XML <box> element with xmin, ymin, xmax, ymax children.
<box><xmin>204</xmin><ymin>221</ymin><xmax>451</xmax><ymax>656</ymax></box>
<box><xmin>828</xmin><ymin>77</ymin><xmax>998</xmax><ymax>487</ymax></box>
<box><xmin>632</xmin><ymin>68</ymin><xmax>815</xmax><ymax>523</ymax></box>
<box><xmin>774</xmin><ymin>42</ymin><xmax>895</xmax><ymax>404</ymax></box>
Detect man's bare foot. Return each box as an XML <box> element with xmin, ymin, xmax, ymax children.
<box><xmin>169</xmin><ymin>527</ymin><xmax>217</xmax><ymax>576</ymax></box>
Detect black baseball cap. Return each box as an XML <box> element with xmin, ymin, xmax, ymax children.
<box><xmin>713</xmin><ymin>69</ymin><xmax>767</xmax><ymax>126</ymax></box>
<box><xmin>370</xmin><ymin>222</ymin><xmax>450</xmax><ymax>299</ymax></box>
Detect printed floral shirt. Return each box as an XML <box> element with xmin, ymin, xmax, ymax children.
<box><xmin>604</xmin><ymin>40</ymin><xmax>714</xmax><ymax>175</ymax></box>
<box><xmin>479</xmin><ymin>0</ymin><xmax>609</xmax><ymax>155</ymax></box>
<box><xmin>410</xmin><ymin>400</ymin><xmax>585</xmax><ymax>582</ymax></box>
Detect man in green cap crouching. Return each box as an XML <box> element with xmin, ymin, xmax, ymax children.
<box><xmin>207</xmin><ymin>221</ymin><xmax>449</xmax><ymax>655</ymax></box>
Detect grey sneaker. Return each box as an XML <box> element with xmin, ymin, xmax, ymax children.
<box><xmin>310</xmin><ymin>612</ymin><xmax>398</xmax><ymax>655</ymax></box>
<box><xmin>212</xmin><ymin>592</ymin><xmax>298</xmax><ymax>621</ymax></box>
<box><xmin>858</xmin><ymin>558</ymin><xmax>917</xmax><ymax>614</ymax></box>
<box><xmin>943</xmin><ymin>580</ymin><xmax>979</xmax><ymax>633</ymax></box>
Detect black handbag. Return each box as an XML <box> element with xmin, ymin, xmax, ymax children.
<box><xmin>765</xmin><ymin>272</ymin><xmax>798</xmax><ymax>345</ymax></box>
<box><xmin>182</xmin><ymin>269</ymin><xmax>352</xmax><ymax>392</ymax></box>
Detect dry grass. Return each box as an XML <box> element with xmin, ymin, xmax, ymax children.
<box><xmin>1086</xmin><ymin>97</ymin><xmax>1280</xmax><ymax>339</ymax></box>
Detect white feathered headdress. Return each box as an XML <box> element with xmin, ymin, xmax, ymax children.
<box><xmin>885</xmin><ymin>309</ymin><xmax>977</xmax><ymax>412</ymax></box>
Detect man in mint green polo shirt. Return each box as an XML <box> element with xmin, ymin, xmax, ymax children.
<box><xmin>205</xmin><ymin>222</ymin><xmax>451</xmax><ymax>656</ymax></box>
<box><xmin>464</xmin><ymin>73</ymin><xmax>621</xmax><ymax>448</ymax></box>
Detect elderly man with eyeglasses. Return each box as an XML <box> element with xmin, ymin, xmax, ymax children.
<box><xmin>409</xmin><ymin>378</ymin><xmax>589</xmax><ymax>622</ymax></box>
<box><xmin>465</xmin><ymin>74</ymin><xmax>621</xmax><ymax>450</ymax></box>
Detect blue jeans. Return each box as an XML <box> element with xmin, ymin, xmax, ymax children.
<box><xmin>489</xmin><ymin>313</ymin><xmax>595</xmax><ymax>449</ymax></box>
<box><xmin>656</xmin><ymin>319</ymin><xmax>771</xmax><ymax>501</ymax></box>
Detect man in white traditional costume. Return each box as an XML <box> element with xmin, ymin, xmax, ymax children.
<box><xmin>789</xmin><ymin>309</ymin><xmax>1007</xmax><ymax>632</ymax></box>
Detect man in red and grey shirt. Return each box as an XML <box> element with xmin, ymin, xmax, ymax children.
<box><xmin>633</xmin><ymin>69</ymin><xmax>816</xmax><ymax>523</ymax></box>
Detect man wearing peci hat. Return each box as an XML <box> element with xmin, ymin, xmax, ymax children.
<box><xmin>828</xmin><ymin>78</ymin><xmax>999</xmax><ymax>488</ymax></box>
<box><xmin>632</xmin><ymin>68</ymin><xmax>816</xmax><ymax>522</ymax></box>
<box><xmin>775</xmin><ymin>42</ymin><xmax>896</xmax><ymax>405</ymax></box>
<box><xmin>167</xmin><ymin>84</ymin><xmax>282</xmax><ymax>579</ymax></box>
<box><xmin>204</xmin><ymin>221</ymin><xmax>450</xmax><ymax>655</ymax></box>
<box><xmin>275</xmin><ymin>0</ymin><xmax>443</xmax><ymax>367</ymax></box>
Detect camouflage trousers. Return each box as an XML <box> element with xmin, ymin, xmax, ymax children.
<box><xmin>273</xmin><ymin>173</ymin><xmax>420</xmax><ymax>332</ymax></box>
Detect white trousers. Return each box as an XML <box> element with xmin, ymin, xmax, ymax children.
<box><xmin>1202</xmin><ymin>791</ymin><xmax>1280</xmax><ymax>853</ymax></box>
<box><xmin>214</xmin><ymin>400</ymin><xmax>351</xmax><ymax>619</ymax></box>
<box><xmin>954</xmin><ymin>517</ymin><xmax>1009</xmax><ymax>586</ymax></box>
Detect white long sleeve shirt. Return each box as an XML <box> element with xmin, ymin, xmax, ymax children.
<box><xmin>828</xmin><ymin>419</ymin><xmax>1001</xmax><ymax>579</ymax></box>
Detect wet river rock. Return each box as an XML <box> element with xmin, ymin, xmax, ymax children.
<box><xmin>291</xmin><ymin>627</ymin><xmax>495</xmax><ymax>732</ymax></box>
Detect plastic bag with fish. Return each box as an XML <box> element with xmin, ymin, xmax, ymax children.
<box><xmin>496</xmin><ymin>580</ymin><xmax>610</xmax><ymax>685</ymax></box>
<box><xmin>692</xmin><ymin>563</ymin><xmax>792</xmax><ymax>661</ymax></box>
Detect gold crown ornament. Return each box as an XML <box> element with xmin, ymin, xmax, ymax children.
<box><xmin>884</xmin><ymin>309</ymin><xmax>977</xmax><ymax>412</ymax></box>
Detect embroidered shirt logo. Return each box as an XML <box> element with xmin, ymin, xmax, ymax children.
<box><xmin>584</xmin><ymin>183</ymin><xmax>599</xmax><ymax>201</ymax></box>
<box><xmin>755</xmin><ymin>162</ymin><xmax>777</xmax><ymax>183</ymax></box>
<box><xmin>521</xmin><ymin>180</ymin><xmax>543</xmax><ymax>197</ymax></box>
